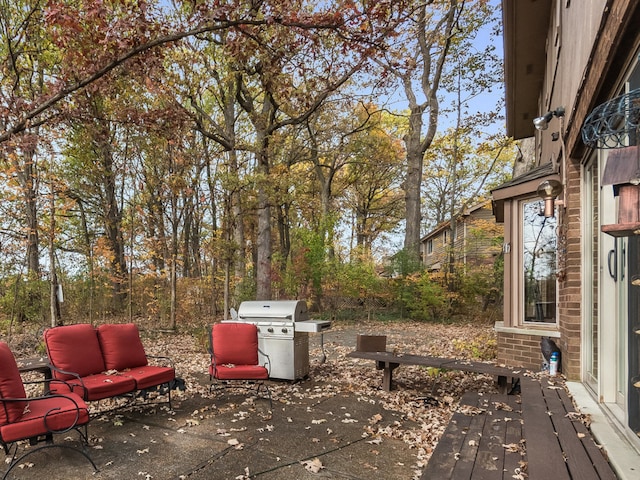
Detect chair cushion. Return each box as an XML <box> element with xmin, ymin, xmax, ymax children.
<box><xmin>0</xmin><ymin>342</ymin><xmax>27</xmax><ymax>425</ymax></box>
<box><xmin>49</xmin><ymin>373</ymin><xmax>136</xmax><ymax>401</ymax></box>
<box><xmin>97</xmin><ymin>323</ymin><xmax>148</xmax><ymax>370</ymax></box>
<box><xmin>0</xmin><ymin>392</ymin><xmax>89</xmax><ymax>443</ymax></box>
<box><xmin>211</xmin><ymin>323</ymin><xmax>259</xmax><ymax>366</ymax></box>
<box><xmin>119</xmin><ymin>365</ymin><xmax>175</xmax><ymax>390</ymax></box>
<box><xmin>44</xmin><ymin>324</ymin><xmax>105</xmax><ymax>380</ymax></box>
<box><xmin>210</xmin><ymin>364</ymin><xmax>269</xmax><ymax>380</ymax></box>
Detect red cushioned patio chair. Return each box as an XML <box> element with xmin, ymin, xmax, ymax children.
<box><xmin>0</xmin><ymin>342</ymin><xmax>96</xmax><ymax>479</ymax></box>
<box><xmin>209</xmin><ymin>323</ymin><xmax>271</xmax><ymax>408</ymax></box>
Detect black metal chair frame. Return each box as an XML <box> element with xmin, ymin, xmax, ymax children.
<box><xmin>208</xmin><ymin>325</ymin><xmax>273</xmax><ymax>409</ymax></box>
<box><xmin>46</xmin><ymin>358</ymin><xmax>175</xmax><ymax>414</ymax></box>
<box><xmin>1</xmin><ymin>379</ymin><xmax>97</xmax><ymax>479</ymax></box>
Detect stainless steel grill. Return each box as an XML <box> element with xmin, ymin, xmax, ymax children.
<box><xmin>236</xmin><ymin>300</ymin><xmax>331</xmax><ymax>380</ymax></box>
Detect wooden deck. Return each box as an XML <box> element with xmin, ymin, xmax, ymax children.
<box><xmin>420</xmin><ymin>376</ymin><xmax>617</xmax><ymax>480</ymax></box>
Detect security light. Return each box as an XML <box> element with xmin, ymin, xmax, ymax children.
<box><xmin>533</xmin><ymin>107</ymin><xmax>565</xmax><ymax>131</ymax></box>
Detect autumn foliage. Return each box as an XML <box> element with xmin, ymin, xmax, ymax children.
<box><xmin>0</xmin><ymin>0</ymin><xmax>508</xmax><ymax>330</ymax></box>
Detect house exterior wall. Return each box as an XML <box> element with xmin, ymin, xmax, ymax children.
<box><xmin>557</xmin><ymin>157</ymin><xmax>582</xmax><ymax>380</ymax></box>
<box><xmin>498</xmin><ymin>331</ymin><xmax>547</xmax><ymax>370</ymax></box>
<box><xmin>497</xmin><ymin>0</ymin><xmax>617</xmax><ymax>374</ymax></box>
<box><xmin>499</xmin><ymin>0</ymin><xmax>640</xmax><ymax>463</ymax></box>
<box><xmin>423</xmin><ymin>227</ymin><xmax>449</xmax><ymax>270</ymax></box>
<box><xmin>420</xmin><ymin>203</ymin><xmax>502</xmax><ymax>271</ymax></box>
<box><xmin>461</xmin><ymin>206</ymin><xmax>503</xmax><ymax>266</ymax></box>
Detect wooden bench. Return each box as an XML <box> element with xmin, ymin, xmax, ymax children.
<box><xmin>16</xmin><ymin>356</ymin><xmax>51</xmax><ymax>377</ymax></box>
<box><xmin>420</xmin><ymin>376</ymin><xmax>617</xmax><ymax>479</ymax></box>
<box><xmin>17</xmin><ymin>356</ymin><xmax>53</xmax><ymax>394</ymax></box>
<box><xmin>347</xmin><ymin>350</ymin><xmax>520</xmax><ymax>393</ymax></box>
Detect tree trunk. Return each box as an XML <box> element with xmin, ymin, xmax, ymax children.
<box><xmin>400</xmin><ymin>1</ymin><xmax>459</xmax><ymax>268</ymax></box>
<box><xmin>254</xmin><ymin>116</ymin><xmax>273</xmax><ymax>300</ymax></box>
<box><xmin>48</xmin><ymin>188</ymin><xmax>61</xmax><ymax>326</ymax></box>
<box><xmin>103</xmin><ymin>159</ymin><xmax>128</xmax><ymax>309</ymax></box>
<box><xmin>403</xmin><ymin>106</ymin><xmax>426</xmax><ymax>263</ymax></box>
<box><xmin>13</xmin><ymin>148</ymin><xmax>41</xmax><ymax>275</ymax></box>
<box><xmin>256</xmin><ymin>181</ymin><xmax>272</xmax><ymax>300</ymax></box>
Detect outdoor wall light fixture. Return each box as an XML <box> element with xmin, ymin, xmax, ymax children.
<box><xmin>537</xmin><ymin>179</ymin><xmax>564</xmax><ymax>217</ymax></box>
<box><xmin>533</xmin><ymin>106</ymin><xmax>566</xmax><ymax>130</ymax></box>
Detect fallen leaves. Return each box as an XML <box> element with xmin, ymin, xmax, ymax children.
<box><xmin>369</xmin><ymin>413</ymin><xmax>383</xmax><ymax>424</ymax></box>
<box><xmin>301</xmin><ymin>457</ymin><xmax>324</xmax><ymax>473</ymax></box>
<box><xmin>227</xmin><ymin>438</ymin><xmax>244</xmax><ymax>450</ymax></box>
<box><xmin>11</xmin><ymin>320</ymin><xmax>576</xmax><ymax>480</ymax></box>
<box><xmin>493</xmin><ymin>402</ymin><xmax>513</xmax><ymax>411</ymax></box>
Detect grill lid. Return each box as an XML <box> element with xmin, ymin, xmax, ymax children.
<box><xmin>237</xmin><ymin>300</ymin><xmax>309</xmax><ymax>322</ymax></box>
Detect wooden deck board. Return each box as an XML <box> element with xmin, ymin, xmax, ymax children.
<box><xmin>422</xmin><ymin>393</ymin><xmax>477</xmax><ymax>478</ymax></box>
<box><xmin>541</xmin><ymin>380</ymin><xmax>601</xmax><ymax>480</ymax></box>
<box><xmin>520</xmin><ymin>376</ymin><xmax>572</xmax><ymax>479</ymax></box>
<box><xmin>451</xmin><ymin>394</ymin><xmax>487</xmax><ymax>480</ymax></box>
<box><xmin>470</xmin><ymin>396</ymin><xmax>508</xmax><ymax>480</ymax></box>
<box><xmin>556</xmin><ymin>385</ymin><xmax>618</xmax><ymax>480</ymax></box>
<box><xmin>421</xmin><ymin>377</ymin><xmax>616</xmax><ymax>480</ymax></box>
<box><xmin>501</xmin><ymin>395</ymin><xmax>524</xmax><ymax>478</ymax></box>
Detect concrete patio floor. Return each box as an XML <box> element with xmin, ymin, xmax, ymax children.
<box><xmin>5</xmin><ymin>377</ymin><xmax>419</xmax><ymax>480</ymax></box>
<box><xmin>6</xmin><ymin>325</ymin><xmax>436</xmax><ymax>480</ymax></box>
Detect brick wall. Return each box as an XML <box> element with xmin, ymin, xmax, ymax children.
<box><xmin>496</xmin><ymin>331</ymin><xmax>545</xmax><ymax>371</ymax></box>
<box><xmin>557</xmin><ymin>158</ymin><xmax>582</xmax><ymax>380</ymax></box>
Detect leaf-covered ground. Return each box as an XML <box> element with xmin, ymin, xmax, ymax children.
<box><xmin>7</xmin><ymin>319</ymin><xmax>508</xmax><ymax>479</ymax></box>
<box><xmin>140</xmin><ymin>320</ymin><xmax>503</xmax><ymax>477</ymax></box>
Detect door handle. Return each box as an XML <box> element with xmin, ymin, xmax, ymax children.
<box><xmin>621</xmin><ymin>242</ymin><xmax>626</xmax><ymax>281</ymax></box>
<box><xmin>607</xmin><ymin>244</ymin><xmax>617</xmax><ymax>281</ymax></box>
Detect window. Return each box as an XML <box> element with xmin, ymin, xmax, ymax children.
<box><xmin>426</xmin><ymin>239</ymin><xmax>433</xmax><ymax>255</ymax></box>
<box><xmin>522</xmin><ymin>199</ymin><xmax>557</xmax><ymax>323</ymax></box>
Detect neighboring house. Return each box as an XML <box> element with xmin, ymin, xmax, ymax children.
<box><xmin>420</xmin><ymin>200</ymin><xmax>502</xmax><ymax>272</ymax></box>
<box><xmin>493</xmin><ymin>0</ymin><xmax>640</xmax><ymax>473</ymax></box>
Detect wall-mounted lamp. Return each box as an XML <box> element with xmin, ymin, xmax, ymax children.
<box><xmin>537</xmin><ymin>179</ymin><xmax>563</xmax><ymax>217</ymax></box>
<box><xmin>533</xmin><ymin>106</ymin><xmax>566</xmax><ymax>131</ymax></box>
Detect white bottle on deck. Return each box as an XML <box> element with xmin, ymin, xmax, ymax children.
<box><xmin>549</xmin><ymin>352</ymin><xmax>559</xmax><ymax>377</ymax></box>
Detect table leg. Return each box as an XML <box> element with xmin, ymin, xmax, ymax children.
<box><xmin>379</xmin><ymin>362</ymin><xmax>399</xmax><ymax>391</ymax></box>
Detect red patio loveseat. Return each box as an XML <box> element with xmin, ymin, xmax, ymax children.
<box><xmin>43</xmin><ymin>323</ymin><xmax>176</xmax><ymax>406</ymax></box>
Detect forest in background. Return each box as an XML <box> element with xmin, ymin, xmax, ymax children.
<box><xmin>0</xmin><ymin>0</ymin><xmax>515</xmax><ymax>332</ymax></box>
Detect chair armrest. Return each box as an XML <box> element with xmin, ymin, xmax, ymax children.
<box><xmin>47</xmin><ymin>364</ymin><xmax>83</xmax><ymax>381</ymax></box>
<box><xmin>1</xmin><ymin>393</ymin><xmax>86</xmax><ymax>433</ymax></box>
<box><xmin>46</xmin><ymin>364</ymin><xmax>87</xmax><ymax>392</ymax></box>
<box><xmin>258</xmin><ymin>348</ymin><xmax>271</xmax><ymax>375</ymax></box>
<box><xmin>23</xmin><ymin>377</ymin><xmax>74</xmax><ymax>394</ymax></box>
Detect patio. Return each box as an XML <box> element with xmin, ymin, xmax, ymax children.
<box><xmin>5</xmin><ymin>321</ymin><xmax>624</xmax><ymax>479</ymax></box>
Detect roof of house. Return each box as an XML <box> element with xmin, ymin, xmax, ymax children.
<box><xmin>491</xmin><ymin>162</ymin><xmax>560</xmax><ymax>222</ymax></box>
<box><xmin>502</xmin><ymin>0</ymin><xmax>553</xmax><ymax>139</ymax></box>
<box><xmin>491</xmin><ymin>162</ymin><xmax>556</xmax><ymax>193</ymax></box>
